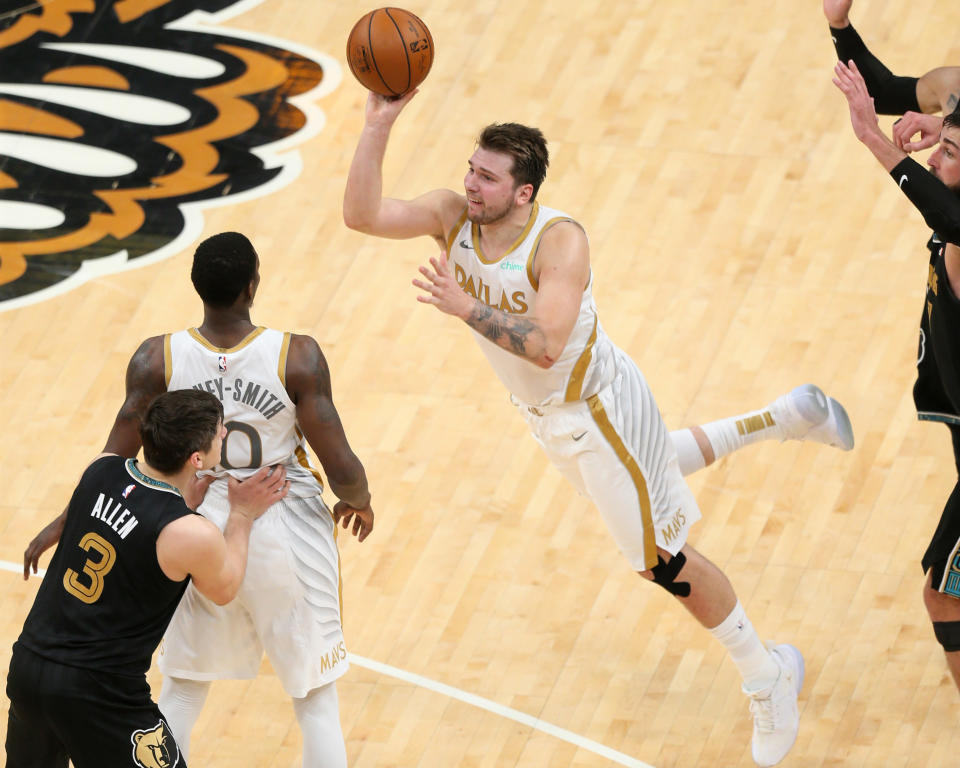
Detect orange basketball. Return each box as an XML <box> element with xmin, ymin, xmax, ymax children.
<box><xmin>346</xmin><ymin>8</ymin><xmax>434</xmax><ymax>97</ymax></box>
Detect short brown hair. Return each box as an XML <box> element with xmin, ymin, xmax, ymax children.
<box><xmin>140</xmin><ymin>390</ymin><xmax>223</xmax><ymax>473</ymax></box>
<box><xmin>478</xmin><ymin>123</ymin><xmax>549</xmax><ymax>200</ymax></box>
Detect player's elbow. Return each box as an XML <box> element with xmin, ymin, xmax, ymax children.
<box><xmin>536</xmin><ymin>341</ymin><xmax>565</xmax><ymax>369</ymax></box>
<box><xmin>342</xmin><ymin>205</ymin><xmax>377</xmax><ymax>233</ymax></box>
<box><xmin>205</xmin><ymin>581</ymin><xmax>240</xmax><ymax>606</ymax></box>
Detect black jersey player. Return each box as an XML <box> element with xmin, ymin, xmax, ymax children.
<box><xmin>834</xmin><ymin>58</ymin><xmax>960</xmax><ymax>693</ymax></box>
<box><xmin>5</xmin><ymin>389</ymin><xmax>288</xmax><ymax>768</ymax></box>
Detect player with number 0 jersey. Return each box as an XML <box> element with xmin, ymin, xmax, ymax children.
<box><xmin>23</xmin><ymin>232</ymin><xmax>372</xmax><ymax>768</ymax></box>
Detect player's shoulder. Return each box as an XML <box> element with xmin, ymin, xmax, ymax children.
<box><xmin>283</xmin><ymin>333</ymin><xmax>329</xmax><ymax>385</ymax></box>
<box><xmin>128</xmin><ymin>334</ymin><xmax>167</xmax><ymax>371</ymax></box>
<box><xmin>83</xmin><ymin>452</ymin><xmax>123</xmax><ymax>476</ymax></box>
<box><xmin>537</xmin><ymin>214</ymin><xmax>588</xmax><ymax>250</ymax></box>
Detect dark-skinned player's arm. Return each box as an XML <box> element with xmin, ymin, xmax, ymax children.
<box><xmin>285</xmin><ymin>334</ymin><xmax>374</xmax><ymax>542</ymax></box>
<box><xmin>22</xmin><ymin>336</ymin><xmax>172</xmax><ymax>578</ymax></box>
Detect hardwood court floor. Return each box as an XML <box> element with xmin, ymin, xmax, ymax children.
<box><xmin>3</xmin><ymin>0</ymin><xmax>960</xmax><ymax>766</ymax></box>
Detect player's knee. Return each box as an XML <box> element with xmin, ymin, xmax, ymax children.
<box><xmin>933</xmin><ymin>621</ymin><xmax>960</xmax><ymax>653</ymax></box>
<box><xmin>645</xmin><ymin>552</ymin><xmax>691</xmax><ymax>598</ymax></box>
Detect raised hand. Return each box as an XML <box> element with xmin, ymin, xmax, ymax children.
<box><xmin>823</xmin><ymin>0</ymin><xmax>852</xmax><ymax>28</ymax></box>
<box><xmin>894</xmin><ymin>111</ymin><xmax>943</xmax><ymax>153</ymax></box>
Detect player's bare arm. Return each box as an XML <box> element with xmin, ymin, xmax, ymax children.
<box><xmin>22</xmin><ymin>336</ymin><xmax>170</xmax><ymax>578</ymax></box>
<box><xmin>414</xmin><ymin>223</ymin><xmax>588</xmax><ymax>369</ymax></box>
<box><xmin>343</xmin><ymin>91</ymin><xmax>465</xmax><ymax>243</ymax></box>
<box><xmin>285</xmin><ymin>334</ymin><xmax>374</xmax><ymax>541</ymax></box>
<box><xmin>104</xmin><ymin>334</ymin><xmax>213</xmax><ymax>510</ymax></box>
<box><xmin>915</xmin><ymin>67</ymin><xmax>960</xmax><ymax>115</ymax></box>
<box><xmin>157</xmin><ymin>466</ymin><xmax>288</xmax><ymax>604</ymax></box>
<box><xmin>102</xmin><ymin>335</ymin><xmax>168</xmax><ymax>455</ymax></box>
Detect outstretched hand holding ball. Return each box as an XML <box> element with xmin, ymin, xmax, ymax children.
<box><xmin>346</xmin><ymin>7</ymin><xmax>434</xmax><ymax>97</ymax></box>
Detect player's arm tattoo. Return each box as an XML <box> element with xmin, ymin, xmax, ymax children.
<box><xmin>948</xmin><ymin>92</ymin><xmax>959</xmax><ymax>114</ymax></box>
<box><xmin>465</xmin><ymin>302</ymin><xmax>550</xmax><ymax>363</ymax></box>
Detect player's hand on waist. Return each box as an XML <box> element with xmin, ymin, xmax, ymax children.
<box><xmin>228</xmin><ymin>465</ymin><xmax>289</xmax><ymax>519</ymax></box>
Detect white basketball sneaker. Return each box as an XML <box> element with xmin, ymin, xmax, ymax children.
<box><xmin>745</xmin><ymin>643</ymin><xmax>804</xmax><ymax>767</ymax></box>
<box><xmin>769</xmin><ymin>384</ymin><xmax>854</xmax><ymax>451</ymax></box>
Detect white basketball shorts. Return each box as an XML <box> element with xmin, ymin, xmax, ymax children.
<box><xmin>158</xmin><ymin>480</ymin><xmax>347</xmax><ymax>698</ymax></box>
<box><xmin>517</xmin><ymin>347</ymin><xmax>700</xmax><ymax>571</ymax></box>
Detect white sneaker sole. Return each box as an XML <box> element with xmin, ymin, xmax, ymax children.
<box><xmin>783</xmin><ymin>384</ymin><xmax>855</xmax><ymax>451</ymax></box>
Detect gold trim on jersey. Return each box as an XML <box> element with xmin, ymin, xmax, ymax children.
<box><xmin>564</xmin><ymin>315</ymin><xmax>598</xmax><ymax>402</ymax></box>
<box><xmin>336</xmin><ymin>530</ymin><xmax>344</xmax><ymax>626</ymax></box>
<box><xmin>587</xmin><ymin>394</ymin><xmax>657</xmax><ymax>570</ymax></box>
<box><xmin>294</xmin><ymin>440</ymin><xmax>325</xmax><ymax>491</ymax></box>
<box><xmin>472</xmin><ymin>201</ymin><xmax>540</xmax><ymax>265</ymax></box>
<box><xmin>163</xmin><ymin>333</ymin><xmax>172</xmax><ymax>389</ymax></box>
<box><xmin>278</xmin><ymin>332</ymin><xmax>292</xmax><ymax>387</ymax></box>
<box><xmin>445</xmin><ymin>208</ymin><xmax>469</xmax><ymax>253</ymax></box>
<box><xmin>186</xmin><ymin>326</ymin><xmax>266</xmax><ymax>353</ymax></box>
<box><xmin>526</xmin><ymin>215</ymin><xmax>576</xmax><ymax>290</ymax></box>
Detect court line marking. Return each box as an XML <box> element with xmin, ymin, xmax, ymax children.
<box><xmin>1</xmin><ymin>559</ymin><xmax>655</xmax><ymax>767</ymax></box>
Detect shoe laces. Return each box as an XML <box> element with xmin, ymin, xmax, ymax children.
<box><xmin>748</xmin><ymin>691</ymin><xmax>779</xmax><ymax>734</ymax></box>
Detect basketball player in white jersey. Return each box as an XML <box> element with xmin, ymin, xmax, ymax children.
<box><xmin>23</xmin><ymin>232</ymin><xmax>371</xmax><ymax>767</ymax></box>
<box><xmin>343</xmin><ymin>92</ymin><xmax>852</xmax><ymax>766</ymax></box>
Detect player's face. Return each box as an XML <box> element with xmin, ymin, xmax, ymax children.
<box><xmin>201</xmin><ymin>421</ymin><xmax>227</xmax><ymax>469</ymax></box>
<box><xmin>463</xmin><ymin>147</ymin><xmax>527</xmax><ymax>224</ymax></box>
<box><xmin>928</xmin><ymin>126</ymin><xmax>960</xmax><ymax>191</ymax></box>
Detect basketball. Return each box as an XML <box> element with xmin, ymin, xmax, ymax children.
<box><xmin>346</xmin><ymin>8</ymin><xmax>434</xmax><ymax>97</ymax></box>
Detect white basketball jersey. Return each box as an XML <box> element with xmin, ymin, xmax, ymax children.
<box><xmin>165</xmin><ymin>327</ymin><xmax>323</xmax><ymax>497</ymax></box>
<box><xmin>446</xmin><ymin>201</ymin><xmax>615</xmax><ymax>406</ymax></box>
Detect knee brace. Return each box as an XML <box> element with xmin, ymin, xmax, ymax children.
<box><xmin>933</xmin><ymin>621</ymin><xmax>960</xmax><ymax>652</ymax></box>
<box><xmin>649</xmin><ymin>552</ymin><xmax>691</xmax><ymax>598</ymax></box>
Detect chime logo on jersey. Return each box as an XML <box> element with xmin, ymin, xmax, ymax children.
<box><xmin>0</xmin><ymin>0</ymin><xmax>341</xmax><ymax>311</ymax></box>
<box><xmin>131</xmin><ymin>719</ymin><xmax>179</xmax><ymax>768</ymax></box>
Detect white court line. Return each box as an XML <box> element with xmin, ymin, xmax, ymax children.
<box><xmin>348</xmin><ymin>654</ymin><xmax>655</xmax><ymax>768</ymax></box>
<box><xmin>1</xmin><ymin>560</ymin><xmax>32</xmax><ymax>576</ymax></box>
<box><xmin>2</xmin><ymin>559</ymin><xmax>655</xmax><ymax>767</ymax></box>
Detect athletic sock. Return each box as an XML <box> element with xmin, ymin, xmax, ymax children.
<box><xmin>708</xmin><ymin>601</ymin><xmax>779</xmax><ymax>692</ymax></box>
<box><xmin>157</xmin><ymin>677</ymin><xmax>211</xmax><ymax>760</ymax></box>
<box><xmin>293</xmin><ymin>682</ymin><xmax>347</xmax><ymax>768</ymax></box>
<box><xmin>699</xmin><ymin>408</ymin><xmax>780</xmax><ymax>460</ymax></box>
<box><xmin>671</xmin><ymin>427</ymin><xmax>707</xmax><ymax>476</ymax></box>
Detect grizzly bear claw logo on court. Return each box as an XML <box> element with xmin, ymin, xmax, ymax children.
<box><xmin>0</xmin><ymin>0</ymin><xmax>340</xmax><ymax>311</ymax></box>
<box><xmin>131</xmin><ymin>719</ymin><xmax>179</xmax><ymax>768</ymax></box>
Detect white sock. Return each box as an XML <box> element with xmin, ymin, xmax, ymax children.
<box><xmin>671</xmin><ymin>428</ymin><xmax>707</xmax><ymax>476</ymax></box>
<box><xmin>157</xmin><ymin>677</ymin><xmax>211</xmax><ymax>760</ymax></box>
<box><xmin>293</xmin><ymin>682</ymin><xmax>347</xmax><ymax>768</ymax></box>
<box><xmin>697</xmin><ymin>406</ymin><xmax>783</xmax><ymax>463</ymax></box>
<box><xmin>707</xmin><ymin>601</ymin><xmax>779</xmax><ymax>692</ymax></box>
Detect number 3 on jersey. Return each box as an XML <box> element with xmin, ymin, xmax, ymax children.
<box><xmin>221</xmin><ymin>420</ymin><xmax>264</xmax><ymax>469</ymax></box>
<box><xmin>63</xmin><ymin>531</ymin><xmax>117</xmax><ymax>604</ymax></box>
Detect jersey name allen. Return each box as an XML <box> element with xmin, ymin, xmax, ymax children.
<box><xmin>453</xmin><ymin>263</ymin><xmax>528</xmax><ymax>314</ymax></box>
<box><xmin>89</xmin><ymin>492</ymin><xmax>139</xmax><ymax>539</ymax></box>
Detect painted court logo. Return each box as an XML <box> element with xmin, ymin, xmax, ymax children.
<box><xmin>0</xmin><ymin>0</ymin><xmax>340</xmax><ymax>311</ymax></box>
